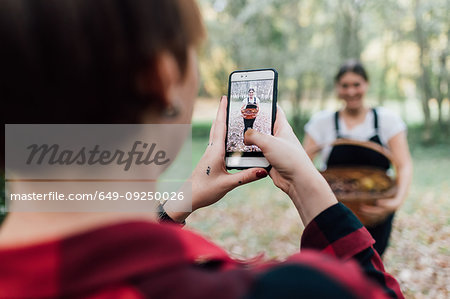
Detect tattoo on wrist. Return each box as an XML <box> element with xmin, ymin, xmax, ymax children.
<box><xmin>206</xmin><ymin>166</ymin><xmax>211</xmax><ymax>176</ymax></box>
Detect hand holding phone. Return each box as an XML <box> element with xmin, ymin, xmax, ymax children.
<box><xmin>242</xmin><ymin>108</ymin><xmax>338</xmax><ymax>225</ymax></box>
<box><xmin>225</xmin><ymin>69</ymin><xmax>278</xmax><ymax>169</ymax></box>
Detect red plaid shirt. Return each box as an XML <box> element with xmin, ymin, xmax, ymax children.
<box><xmin>0</xmin><ymin>203</ymin><xmax>403</xmax><ymax>298</ymax></box>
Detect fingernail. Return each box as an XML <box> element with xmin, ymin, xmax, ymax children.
<box><xmin>256</xmin><ymin>170</ymin><xmax>268</xmax><ymax>178</ymax></box>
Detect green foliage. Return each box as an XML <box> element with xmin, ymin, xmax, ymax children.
<box><xmin>192</xmin><ymin>122</ymin><xmax>213</xmax><ymax>139</ymax></box>
<box><xmin>407</xmin><ymin>123</ymin><xmax>450</xmax><ymax>148</ymax></box>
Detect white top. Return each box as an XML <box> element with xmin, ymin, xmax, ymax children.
<box><xmin>304</xmin><ymin>107</ymin><xmax>407</xmax><ymax>170</ymax></box>
<box><xmin>242</xmin><ymin>96</ymin><xmax>260</xmax><ymax>106</ymax></box>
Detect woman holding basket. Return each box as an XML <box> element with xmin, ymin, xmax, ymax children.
<box><xmin>303</xmin><ymin>60</ymin><xmax>413</xmax><ymax>256</ymax></box>
<box><xmin>241</xmin><ymin>88</ymin><xmax>260</xmax><ymax>135</ymax></box>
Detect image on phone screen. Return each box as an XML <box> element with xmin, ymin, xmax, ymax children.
<box><xmin>226</xmin><ymin>69</ymin><xmax>277</xmax><ymax>169</ymax></box>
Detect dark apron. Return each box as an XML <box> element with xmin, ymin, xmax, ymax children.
<box><xmin>327</xmin><ymin>109</ymin><xmax>394</xmax><ymax>256</ymax></box>
<box><xmin>243</xmin><ymin>103</ymin><xmax>257</xmax><ymax>134</ymax></box>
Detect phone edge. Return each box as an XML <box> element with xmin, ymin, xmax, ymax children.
<box><xmin>225</xmin><ymin>68</ymin><xmax>278</xmax><ymax>170</ymax></box>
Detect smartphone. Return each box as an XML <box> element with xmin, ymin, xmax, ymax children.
<box><xmin>225</xmin><ymin>68</ymin><xmax>278</xmax><ymax>169</ymax></box>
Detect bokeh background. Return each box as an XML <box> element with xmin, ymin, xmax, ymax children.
<box><xmin>1</xmin><ymin>0</ymin><xmax>448</xmax><ymax>298</ymax></box>
<box><xmin>189</xmin><ymin>0</ymin><xmax>449</xmax><ymax>298</ymax></box>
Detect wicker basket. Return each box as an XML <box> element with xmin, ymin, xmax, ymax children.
<box><xmin>241</xmin><ymin>107</ymin><xmax>259</xmax><ymax>119</ymax></box>
<box><xmin>317</xmin><ymin>139</ymin><xmax>398</xmax><ymax>226</ymax></box>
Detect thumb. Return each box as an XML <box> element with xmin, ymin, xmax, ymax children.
<box><xmin>244</xmin><ymin>129</ymin><xmax>275</xmax><ymax>153</ymax></box>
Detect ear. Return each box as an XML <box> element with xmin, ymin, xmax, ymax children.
<box><xmin>137</xmin><ymin>51</ymin><xmax>182</xmax><ymax>108</ymax></box>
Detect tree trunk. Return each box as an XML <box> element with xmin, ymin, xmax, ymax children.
<box><xmin>436</xmin><ymin>53</ymin><xmax>446</xmax><ymax>130</ymax></box>
<box><xmin>292</xmin><ymin>75</ymin><xmax>304</xmax><ymax>136</ymax></box>
<box><xmin>414</xmin><ymin>0</ymin><xmax>433</xmax><ymax>143</ymax></box>
<box><xmin>337</xmin><ymin>0</ymin><xmax>362</xmax><ymax>60</ymax></box>
<box><xmin>378</xmin><ymin>35</ymin><xmax>390</xmax><ymax>105</ymax></box>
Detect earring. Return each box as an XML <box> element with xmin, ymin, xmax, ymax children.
<box><xmin>163</xmin><ymin>103</ymin><xmax>180</xmax><ymax>118</ymax></box>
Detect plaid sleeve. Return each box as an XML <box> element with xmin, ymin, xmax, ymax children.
<box><xmin>301</xmin><ymin>203</ymin><xmax>404</xmax><ymax>299</ymax></box>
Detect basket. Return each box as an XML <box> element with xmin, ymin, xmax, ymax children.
<box><xmin>241</xmin><ymin>107</ymin><xmax>259</xmax><ymax>119</ymax></box>
<box><xmin>317</xmin><ymin>139</ymin><xmax>398</xmax><ymax>226</ymax></box>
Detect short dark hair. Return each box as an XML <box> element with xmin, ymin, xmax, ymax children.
<box><xmin>0</xmin><ymin>0</ymin><xmax>205</xmax><ymax>169</ymax></box>
<box><xmin>334</xmin><ymin>59</ymin><xmax>369</xmax><ymax>83</ymax></box>
<box><xmin>248</xmin><ymin>88</ymin><xmax>255</xmax><ymax>92</ymax></box>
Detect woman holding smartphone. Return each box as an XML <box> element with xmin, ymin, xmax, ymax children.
<box><xmin>0</xmin><ymin>1</ymin><xmax>402</xmax><ymax>298</ymax></box>
<box><xmin>303</xmin><ymin>60</ymin><xmax>413</xmax><ymax>256</ymax></box>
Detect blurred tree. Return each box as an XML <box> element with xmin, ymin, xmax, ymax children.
<box><xmin>435</xmin><ymin>3</ymin><xmax>450</xmax><ymax>133</ymax></box>
<box><xmin>198</xmin><ymin>0</ymin><xmax>450</xmax><ymax>140</ymax></box>
<box><xmin>335</xmin><ymin>0</ymin><xmax>365</xmax><ymax>60</ymax></box>
<box><xmin>367</xmin><ymin>0</ymin><xmax>406</xmax><ymax>105</ymax></box>
<box><xmin>413</xmin><ymin>0</ymin><xmax>449</xmax><ymax>141</ymax></box>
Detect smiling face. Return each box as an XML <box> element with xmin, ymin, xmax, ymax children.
<box><xmin>336</xmin><ymin>72</ymin><xmax>369</xmax><ymax>111</ymax></box>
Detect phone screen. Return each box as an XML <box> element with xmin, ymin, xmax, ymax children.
<box><xmin>226</xmin><ymin>69</ymin><xmax>277</xmax><ymax>168</ymax></box>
